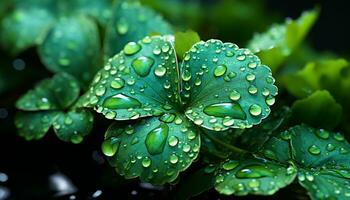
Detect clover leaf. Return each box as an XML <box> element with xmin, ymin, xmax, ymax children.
<box><xmin>215</xmin><ymin>124</ymin><xmax>350</xmax><ymax>199</ymax></box>
<box><xmin>247</xmin><ymin>9</ymin><xmax>319</xmax><ymax>72</ymax></box>
<box><xmin>83</xmin><ymin>35</ymin><xmax>278</xmax><ymax>183</ymax></box>
<box><xmin>102</xmin><ymin>114</ymin><xmax>200</xmax><ymax>185</ymax></box>
<box><xmin>104</xmin><ymin>1</ymin><xmax>173</xmax><ymax>58</ymax></box>
<box><xmin>15</xmin><ymin>73</ymin><xmax>93</xmax><ymax>144</ymax></box>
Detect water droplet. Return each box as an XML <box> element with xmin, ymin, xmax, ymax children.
<box><xmin>236</xmin><ymin>55</ymin><xmax>246</xmax><ymax>61</ymax></box>
<box><xmin>95</xmin><ymin>86</ymin><xmax>106</xmax><ymax>96</ymax></box>
<box><xmin>153</xmin><ymin>47</ymin><xmax>161</xmax><ymax>55</ymax></box>
<box><xmin>194</xmin><ymin>77</ymin><xmax>202</xmax><ymax>86</ymax></box>
<box><xmin>235</xmin><ymin>164</ymin><xmax>274</xmax><ymax>178</ymax></box>
<box><xmin>160</xmin><ymin>113</ymin><xmax>175</xmax><ymax>123</ymax></box>
<box><xmin>265</xmin><ymin>96</ymin><xmax>275</xmax><ymax>106</ymax></box>
<box><xmin>123</xmin><ymin>42</ymin><xmax>141</xmax><ymax>55</ymax></box>
<box><xmin>248</xmin><ymin>85</ymin><xmax>258</xmax><ymax>94</ymax></box>
<box><xmin>168</xmin><ymin>136</ymin><xmax>178</xmax><ymax>147</ymax></box>
<box><xmin>248</xmin><ymin>62</ymin><xmax>257</xmax><ymax>69</ymax></box>
<box><xmin>249</xmin><ymin>104</ymin><xmax>262</xmax><ymax>116</ymax></box>
<box><xmin>246</xmin><ymin>73</ymin><xmax>256</xmax><ymax>81</ymax></box>
<box><xmin>154</xmin><ymin>66</ymin><xmax>166</xmax><ymax>77</ymax></box>
<box><xmin>131</xmin><ymin>56</ymin><xmax>154</xmax><ymax>77</ymax></box>
<box><xmin>71</xmin><ymin>135</ymin><xmax>83</xmax><ymax>144</ymax></box>
<box><xmin>102</xmin><ymin>137</ymin><xmax>120</xmax><ymax>157</ymax></box>
<box><xmin>223</xmin><ymin>117</ymin><xmax>234</xmax><ymax>126</ymax></box>
<box><xmin>145</xmin><ymin>123</ymin><xmax>169</xmax><ymax>155</ymax></box>
<box><xmin>223</xmin><ymin>160</ymin><xmax>239</xmax><ymax>170</ymax></box>
<box><xmin>203</xmin><ymin>103</ymin><xmax>246</xmax><ymax>119</ymax></box>
<box><xmin>117</xmin><ymin>19</ymin><xmax>128</xmax><ymax>35</ymax></box>
<box><xmin>182</xmin><ymin>70</ymin><xmax>192</xmax><ymax>81</ymax></box>
<box><xmin>229</xmin><ymin>90</ymin><xmax>241</xmax><ymax>101</ymax></box>
<box><xmin>316</xmin><ymin>129</ymin><xmax>329</xmax><ymax>139</ymax></box>
<box><xmin>170</xmin><ymin>154</ymin><xmax>179</xmax><ymax>164</ymax></box>
<box><xmin>308</xmin><ymin>145</ymin><xmax>321</xmax><ymax>155</ymax></box>
<box><xmin>103</xmin><ymin>94</ymin><xmax>141</xmax><ymax>109</ymax></box>
<box><xmin>142</xmin><ymin>157</ymin><xmax>151</xmax><ymax>168</ymax></box>
<box><xmin>326</xmin><ymin>143</ymin><xmax>336</xmax><ymax>151</ymax></box>
<box><xmin>111</xmin><ymin>78</ymin><xmax>125</xmax><ymax>89</ymax></box>
<box><xmin>214</xmin><ymin>65</ymin><xmax>227</xmax><ymax>77</ymax></box>
<box><xmin>182</xmin><ymin>144</ymin><xmax>191</xmax><ymax>152</ymax></box>
<box><xmin>333</xmin><ymin>133</ymin><xmax>345</xmax><ymax>141</ymax></box>
<box><xmin>248</xmin><ymin>179</ymin><xmax>260</xmax><ymax>188</ymax></box>
<box><xmin>64</xmin><ymin>116</ymin><xmax>73</xmax><ymax>125</ymax></box>
<box><xmin>194</xmin><ymin>118</ymin><xmax>204</xmax><ymax>125</ymax></box>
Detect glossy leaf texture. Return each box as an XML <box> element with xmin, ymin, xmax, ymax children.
<box><xmin>14</xmin><ymin>73</ymin><xmax>93</xmax><ymax>143</ymax></box>
<box><xmin>83</xmin><ymin>36</ymin><xmax>181</xmax><ymax>120</ymax></box>
<box><xmin>0</xmin><ymin>8</ymin><xmax>55</xmax><ymax>54</ymax></box>
<box><xmin>214</xmin><ymin>157</ymin><xmax>297</xmax><ymax>195</ymax></box>
<box><xmin>261</xmin><ymin>125</ymin><xmax>350</xmax><ymax>200</ymax></box>
<box><xmin>291</xmin><ymin>90</ymin><xmax>342</xmax><ymax>130</ymax></box>
<box><xmin>38</xmin><ymin>15</ymin><xmax>101</xmax><ymax>84</ymax></box>
<box><xmin>104</xmin><ymin>1</ymin><xmax>173</xmax><ymax>58</ymax></box>
<box><xmin>181</xmin><ymin>39</ymin><xmax>278</xmax><ymax>131</ymax></box>
<box><xmin>247</xmin><ymin>9</ymin><xmax>319</xmax><ymax>72</ymax></box>
<box><xmin>102</xmin><ymin>114</ymin><xmax>200</xmax><ymax>185</ymax></box>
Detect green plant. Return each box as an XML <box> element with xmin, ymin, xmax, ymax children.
<box><xmin>3</xmin><ymin>0</ymin><xmax>350</xmax><ymax>199</ymax></box>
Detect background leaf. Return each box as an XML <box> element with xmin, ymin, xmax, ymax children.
<box><xmin>103</xmin><ymin>114</ymin><xmax>200</xmax><ymax>185</ymax></box>
<box><xmin>181</xmin><ymin>39</ymin><xmax>278</xmax><ymax>131</ymax></box>
<box><xmin>291</xmin><ymin>90</ymin><xmax>342</xmax><ymax>130</ymax></box>
<box><xmin>38</xmin><ymin>15</ymin><xmax>101</xmax><ymax>84</ymax></box>
<box><xmin>174</xmin><ymin>30</ymin><xmax>200</xmax><ymax>60</ymax></box>
<box><xmin>104</xmin><ymin>1</ymin><xmax>173</xmax><ymax>58</ymax></box>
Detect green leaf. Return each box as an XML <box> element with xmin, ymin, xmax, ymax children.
<box><xmin>84</xmin><ymin>36</ymin><xmax>181</xmax><ymax>120</ymax></box>
<box><xmin>104</xmin><ymin>1</ymin><xmax>172</xmax><ymax>58</ymax></box>
<box><xmin>181</xmin><ymin>39</ymin><xmax>278</xmax><ymax>131</ymax></box>
<box><xmin>0</xmin><ymin>8</ymin><xmax>55</xmax><ymax>54</ymax></box>
<box><xmin>175</xmin><ymin>166</ymin><xmax>215</xmax><ymax>199</ymax></box>
<box><xmin>15</xmin><ymin>111</ymin><xmax>59</xmax><ymax>140</ymax></box>
<box><xmin>72</xmin><ymin>0</ymin><xmax>113</xmax><ymax>25</ymax></box>
<box><xmin>281</xmin><ymin>59</ymin><xmax>348</xmax><ymax>98</ymax></box>
<box><xmin>214</xmin><ymin>157</ymin><xmax>297</xmax><ymax>195</ymax></box>
<box><xmin>237</xmin><ymin>106</ymin><xmax>291</xmax><ymax>152</ymax></box>
<box><xmin>16</xmin><ymin>73</ymin><xmax>80</xmax><ymax>111</ymax></box>
<box><xmin>291</xmin><ymin>90</ymin><xmax>342</xmax><ymax>130</ymax></box>
<box><xmin>38</xmin><ymin>15</ymin><xmax>101</xmax><ymax>84</ymax></box>
<box><xmin>263</xmin><ymin>125</ymin><xmax>350</xmax><ymax>200</ymax></box>
<box><xmin>102</xmin><ymin>114</ymin><xmax>200</xmax><ymax>185</ymax></box>
<box><xmin>53</xmin><ymin>109</ymin><xmax>94</xmax><ymax>144</ymax></box>
<box><xmin>174</xmin><ymin>30</ymin><xmax>200</xmax><ymax>60</ymax></box>
<box><xmin>248</xmin><ymin>9</ymin><xmax>319</xmax><ymax>72</ymax></box>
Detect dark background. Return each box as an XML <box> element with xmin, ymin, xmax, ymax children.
<box><xmin>0</xmin><ymin>0</ymin><xmax>349</xmax><ymax>199</ymax></box>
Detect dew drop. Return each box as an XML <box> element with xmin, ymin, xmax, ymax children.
<box><xmin>110</xmin><ymin>78</ymin><xmax>125</xmax><ymax>89</ymax></box>
<box><xmin>142</xmin><ymin>157</ymin><xmax>152</xmax><ymax>168</ymax></box>
<box><xmin>123</xmin><ymin>42</ymin><xmax>141</xmax><ymax>55</ymax></box>
<box><xmin>235</xmin><ymin>164</ymin><xmax>274</xmax><ymax>178</ymax></box>
<box><xmin>170</xmin><ymin>154</ymin><xmax>179</xmax><ymax>164</ymax></box>
<box><xmin>214</xmin><ymin>65</ymin><xmax>227</xmax><ymax>77</ymax></box>
<box><xmin>229</xmin><ymin>90</ymin><xmax>241</xmax><ymax>101</ymax></box>
<box><xmin>103</xmin><ymin>94</ymin><xmax>141</xmax><ymax>109</ymax></box>
<box><xmin>308</xmin><ymin>145</ymin><xmax>321</xmax><ymax>155</ymax></box>
<box><xmin>154</xmin><ymin>66</ymin><xmax>166</xmax><ymax>77</ymax></box>
<box><xmin>203</xmin><ymin>103</ymin><xmax>246</xmax><ymax>119</ymax></box>
<box><xmin>249</xmin><ymin>104</ymin><xmax>262</xmax><ymax>116</ymax></box>
<box><xmin>168</xmin><ymin>136</ymin><xmax>178</xmax><ymax>147</ymax></box>
<box><xmin>265</xmin><ymin>96</ymin><xmax>275</xmax><ymax>106</ymax></box>
<box><xmin>316</xmin><ymin>129</ymin><xmax>329</xmax><ymax>139</ymax></box>
<box><xmin>145</xmin><ymin>124</ymin><xmax>169</xmax><ymax>155</ymax></box>
<box><xmin>182</xmin><ymin>70</ymin><xmax>192</xmax><ymax>81</ymax></box>
<box><xmin>101</xmin><ymin>137</ymin><xmax>120</xmax><ymax>157</ymax></box>
<box><xmin>131</xmin><ymin>56</ymin><xmax>154</xmax><ymax>77</ymax></box>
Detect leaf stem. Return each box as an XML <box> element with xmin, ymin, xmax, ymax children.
<box><xmin>201</xmin><ymin>131</ymin><xmax>249</xmax><ymax>155</ymax></box>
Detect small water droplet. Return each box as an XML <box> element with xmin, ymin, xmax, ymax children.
<box><xmin>214</xmin><ymin>65</ymin><xmax>227</xmax><ymax>77</ymax></box>
<box><xmin>123</xmin><ymin>42</ymin><xmax>141</xmax><ymax>55</ymax></box>
<box><xmin>182</xmin><ymin>70</ymin><xmax>192</xmax><ymax>81</ymax></box>
<box><xmin>265</xmin><ymin>96</ymin><xmax>275</xmax><ymax>106</ymax></box>
<box><xmin>246</xmin><ymin>73</ymin><xmax>256</xmax><ymax>81</ymax></box>
<box><xmin>229</xmin><ymin>90</ymin><xmax>241</xmax><ymax>101</ymax></box>
<box><xmin>111</xmin><ymin>78</ymin><xmax>125</xmax><ymax>89</ymax></box>
<box><xmin>249</xmin><ymin>104</ymin><xmax>262</xmax><ymax>116</ymax></box>
<box><xmin>170</xmin><ymin>154</ymin><xmax>179</xmax><ymax>164</ymax></box>
<box><xmin>308</xmin><ymin>145</ymin><xmax>321</xmax><ymax>155</ymax></box>
<box><xmin>235</xmin><ymin>164</ymin><xmax>274</xmax><ymax>178</ymax></box>
<box><xmin>154</xmin><ymin>66</ymin><xmax>166</xmax><ymax>77</ymax></box>
<box><xmin>168</xmin><ymin>136</ymin><xmax>178</xmax><ymax>147</ymax></box>
<box><xmin>142</xmin><ymin>157</ymin><xmax>152</xmax><ymax>168</ymax></box>
<box><xmin>316</xmin><ymin>129</ymin><xmax>329</xmax><ymax>139</ymax></box>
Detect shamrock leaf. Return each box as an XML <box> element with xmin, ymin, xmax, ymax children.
<box><xmin>247</xmin><ymin>9</ymin><xmax>319</xmax><ymax>72</ymax></box>
<box><xmin>102</xmin><ymin>114</ymin><xmax>200</xmax><ymax>185</ymax></box>
<box><xmin>104</xmin><ymin>1</ymin><xmax>173</xmax><ymax>58</ymax></box>
<box><xmin>261</xmin><ymin>125</ymin><xmax>350</xmax><ymax>200</ymax></box>
<box><xmin>214</xmin><ymin>157</ymin><xmax>297</xmax><ymax>195</ymax></box>
<box><xmin>0</xmin><ymin>8</ymin><xmax>55</xmax><ymax>54</ymax></box>
<box><xmin>38</xmin><ymin>15</ymin><xmax>101</xmax><ymax>84</ymax></box>
<box><xmin>181</xmin><ymin>39</ymin><xmax>278</xmax><ymax>131</ymax></box>
<box><xmin>174</xmin><ymin>30</ymin><xmax>201</xmax><ymax>60</ymax></box>
<box><xmin>15</xmin><ymin>73</ymin><xmax>93</xmax><ymax>143</ymax></box>
<box><xmin>84</xmin><ymin>36</ymin><xmax>180</xmax><ymax>120</ymax></box>
<box><xmin>291</xmin><ymin>90</ymin><xmax>342</xmax><ymax>130</ymax></box>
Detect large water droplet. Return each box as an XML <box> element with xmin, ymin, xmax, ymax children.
<box><xmin>249</xmin><ymin>104</ymin><xmax>262</xmax><ymax>116</ymax></box>
<box><xmin>145</xmin><ymin>123</ymin><xmax>169</xmax><ymax>155</ymax></box>
<box><xmin>111</xmin><ymin>78</ymin><xmax>125</xmax><ymax>89</ymax></box>
<box><xmin>235</xmin><ymin>164</ymin><xmax>274</xmax><ymax>178</ymax></box>
<box><xmin>103</xmin><ymin>94</ymin><xmax>141</xmax><ymax>109</ymax></box>
<box><xmin>123</xmin><ymin>42</ymin><xmax>141</xmax><ymax>55</ymax></box>
<box><xmin>223</xmin><ymin>160</ymin><xmax>239</xmax><ymax>171</ymax></box>
<box><xmin>203</xmin><ymin>103</ymin><xmax>246</xmax><ymax>119</ymax></box>
<box><xmin>101</xmin><ymin>137</ymin><xmax>120</xmax><ymax>157</ymax></box>
<box><xmin>131</xmin><ymin>56</ymin><xmax>154</xmax><ymax>77</ymax></box>
<box><xmin>308</xmin><ymin>145</ymin><xmax>321</xmax><ymax>155</ymax></box>
<box><xmin>214</xmin><ymin>65</ymin><xmax>227</xmax><ymax>77</ymax></box>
